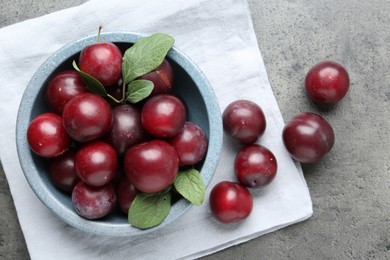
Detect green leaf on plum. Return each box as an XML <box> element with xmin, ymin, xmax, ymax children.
<box><xmin>173</xmin><ymin>168</ymin><xmax>205</xmax><ymax>206</ymax></box>
<box><xmin>125</xmin><ymin>79</ymin><xmax>154</xmax><ymax>103</ymax></box>
<box><xmin>128</xmin><ymin>191</ymin><xmax>172</xmax><ymax>229</ymax></box>
<box><xmin>122</xmin><ymin>33</ymin><xmax>174</xmax><ymax>84</ymax></box>
<box><xmin>72</xmin><ymin>60</ymin><xmax>107</xmax><ymax>97</ymax></box>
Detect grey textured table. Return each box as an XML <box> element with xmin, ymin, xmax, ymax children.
<box><xmin>1</xmin><ymin>1</ymin><xmax>389</xmax><ymax>259</ymax></box>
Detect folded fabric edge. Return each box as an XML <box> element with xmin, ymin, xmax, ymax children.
<box><xmin>186</xmin><ymin>210</ymin><xmax>313</xmax><ymax>260</ymax></box>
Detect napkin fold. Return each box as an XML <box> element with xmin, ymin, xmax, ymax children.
<box><xmin>0</xmin><ymin>0</ymin><xmax>312</xmax><ymax>259</ymax></box>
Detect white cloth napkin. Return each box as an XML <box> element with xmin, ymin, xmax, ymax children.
<box><xmin>0</xmin><ymin>0</ymin><xmax>312</xmax><ymax>259</ymax></box>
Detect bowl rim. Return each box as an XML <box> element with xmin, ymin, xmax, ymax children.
<box><xmin>15</xmin><ymin>31</ymin><xmax>223</xmax><ymax>237</ymax></box>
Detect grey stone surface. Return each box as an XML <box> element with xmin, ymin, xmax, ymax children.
<box><xmin>1</xmin><ymin>0</ymin><xmax>389</xmax><ymax>259</ymax></box>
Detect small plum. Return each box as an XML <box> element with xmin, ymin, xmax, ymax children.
<box><xmin>79</xmin><ymin>42</ymin><xmax>122</xmax><ymax>86</ymax></box>
<box><xmin>72</xmin><ymin>181</ymin><xmax>116</xmax><ymax>220</ymax></box>
<box><xmin>305</xmin><ymin>61</ymin><xmax>350</xmax><ymax>104</ymax></box>
<box><xmin>123</xmin><ymin>140</ymin><xmax>179</xmax><ymax>193</ymax></box>
<box><xmin>45</xmin><ymin>70</ymin><xmax>88</xmax><ymax>114</ymax></box>
<box><xmin>138</xmin><ymin>59</ymin><xmax>174</xmax><ymax>96</ymax></box>
<box><xmin>235</xmin><ymin>144</ymin><xmax>277</xmax><ymax>188</ymax></box>
<box><xmin>209</xmin><ymin>181</ymin><xmax>253</xmax><ymax>223</ymax></box>
<box><xmin>141</xmin><ymin>94</ymin><xmax>186</xmax><ymax>138</ymax></box>
<box><xmin>223</xmin><ymin>100</ymin><xmax>266</xmax><ymax>145</ymax></box>
<box><xmin>27</xmin><ymin>112</ymin><xmax>71</xmax><ymax>158</ymax></box>
<box><xmin>48</xmin><ymin>149</ymin><xmax>79</xmax><ymax>192</ymax></box>
<box><xmin>62</xmin><ymin>93</ymin><xmax>112</xmax><ymax>143</ymax></box>
<box><xmin>74</xmin><ymin>141</ymin><xmax>118</xmax><ymax>187</ymax></box>
<box><xmin>282</xmin><ymin>112</ymin><xmax>335</xmax><ymax>163</ymax></box>
<box><xmin>105</xmin><ymin>104</ymin><xmax>148</xmax><ymax>157</ymax></box>
<box><xmin>116</xmin><ymin>176</ymin><xmax>138</xmax><ymax>214</ymax></box>
<box><xmin>169</xmin><ymin>121</ymin><xmax>208</xmax><ymax>166</ymax></box>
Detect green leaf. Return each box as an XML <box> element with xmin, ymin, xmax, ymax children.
<box><xmin>128</xmin><ymin>191</ymin><xmax>172</xmax><ymax>229</ymax></box>
<box><xmin>173</xmin><ymin>169</ymin><xmax>206</xmax><ymax>206</ymax></box>
<box><xmin>125</xmin><ymin>79</ymin><xmax>154</xmax><ymax>103</ymax></box>
<box><xmin>122</xmin><ymin>33</ymin><xmax>175</xmax><ymax>84</ymax></box>
<box><xmin>72</xmin><ymin>60</ymin><xmax>107</xmax><ymax>97</ymax></box>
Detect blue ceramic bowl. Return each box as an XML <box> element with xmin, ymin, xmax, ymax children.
<box><xmin>15</xmin><ymin>32</ymin><xmax>222</xmax><ymax>236</ymax></box>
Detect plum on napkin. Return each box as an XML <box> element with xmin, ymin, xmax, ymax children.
<box><xmin>0</xmin><ymin>0</ymin><xmax>312</xmax><ymax>259</ymax></box>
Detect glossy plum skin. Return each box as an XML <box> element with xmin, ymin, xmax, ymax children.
<box><xmin>235</xmin><ymin>144</ymin><xmax>277</xmax><ymax>188</ymax></box>
<box><xmin>139</xmin><ymin>59</ymin><xmax>174</xmax><ymax>96</ymax></box>
<box><xmin>169</xmin><ymin>121</ymin><xmax>208</xmax><ymax>166</ymax></box>
<box><xmin>222</xmin><ymin>100</ymin><xmax>266</xmax><ymax>144</ymax></box>
<box><xmin>141</xmin><ymin>94</ymin><xmax>187</xmax><ymax>138</ymax></box>
<box><xmin>79</xmin><ymin>42</ymin><xmax>122</xmax><ymax>86</ymax></box>
<box><xmin>209</xmin><ymin>181</ymin><xmax>253</xmax><ymax>223</ymax></box>
<box><xmin>72</xmin><ymin>181</ymin><xmax>116</xmax><ymax>220</ymax></box>
<box><xmin>282</xmin><ymin>112</ymin><xmax>335</xmax><ymax>163</ymax></box>
<box><xmin>116</xmin><ymin>176</ymin><xmax>138</xmax><ymax>214</ymax></box>
<box><xmin>305</xmin><ymin>61</ymin><xmax>350</xmax><ymax>104</ymax></box>
<box><xmin>123</xmin><ymin>140</ymin><xmax>179</xmax><ymax>193</ymax></box>
<box><xmin>48</xmin><ymin>149</ymin><xmax>79</xmax><ymax>192</ymax></box>
<box><xmin>74</xmin><ymin>141</ymin><xmax>118</xmax><ymax>187</ymax></box>
<box><xmin>45</xmin><ymin>70</ymin><xmax>88</xmax><ymax>114</ymax></box>
<box><xmin>27</xmin><ymin>113</ymin><xmax>71</xmax><ymax>158</ymax></box>
<box><xmin>62</xmin><ymin>93</ymin><xmax>112</xmax><ymax>143</ymax></box>
<box><xmin>105</xmin><ymin>104</ymin><xmax>148</xmax><ymax>157</ymax></box>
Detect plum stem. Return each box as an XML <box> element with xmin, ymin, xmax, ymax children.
<box><xmin>121</xmin><ymin>80</ymin><xmax>127</xmax><ymax>100</ymax></box>
<box><xmin>97</xmin><ymin>25</ymin><xmax>103</xmax><ymax>43</ymax></box>
<box><xmin>105</xmin><ymin>81</ymin><xmax>127</xmax><ymax>104</ymax></box>
<box><xmin>106</xmin><ymin>94</ymin><xmax>123</xmax><ymax>104</ymax></box>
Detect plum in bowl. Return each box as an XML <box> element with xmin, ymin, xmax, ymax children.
<box><xmin>15</xmin><ymin>32</ymin><xmax>222</xmax><ymax>236</ymax></box>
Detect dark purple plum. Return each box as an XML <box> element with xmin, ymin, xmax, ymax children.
<box><xmin>48</xmin><ymin>149</ymin><xmax>79</xmax><ymax>192</ymax></box>
<box><xmin>72</xmin><ymin>181</ymin><xmax>116</xmax><ymax>220</ymax></box>
<box><xmin>116</xmin><ymin>176</ymin><xmax>138</xmax><ymax>214</ymax></box>
<box><xmin>105</xmin><ymin>104</ymin><xmax>148</xmax><ymax>156</ymax></box>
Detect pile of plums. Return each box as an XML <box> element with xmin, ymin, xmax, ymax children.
<box><xmin>209</xmin><ymin>60</ymin><xmax>349</xmax><ymax>223</ymax></box>
<box><xmin>27</xmin><ymin>38</ymin><xmax>208</xmax><ymax>220</ymax></box>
